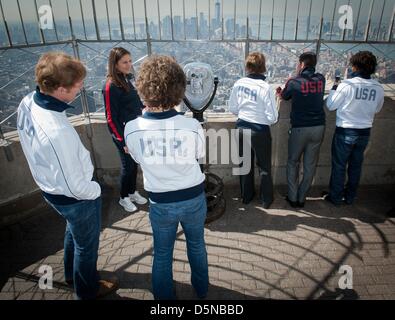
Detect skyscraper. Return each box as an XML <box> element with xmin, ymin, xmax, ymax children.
<box><xmin>215</xmin><ymin>1</ymin><xmax>221</xmax><ymax>27</ymax></box>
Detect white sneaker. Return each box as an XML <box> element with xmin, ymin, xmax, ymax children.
<box><xmin>119</xmin><ymin>197</ymin><xmax>137</xmax><ymax>212</ymax></box>
<box><xmin>129</xmin><ymin>191</ymin><xmax>148</xmax><ymax>205</ymax></box>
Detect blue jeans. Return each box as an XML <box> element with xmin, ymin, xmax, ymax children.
<box><xmin>329</xmin><ymin>128</ymin><xmax>370</xmax><ymax>205</ymax></box>
<box><xmin>149</xmin><ymin>192</ymin><xmax>209</xmax><ymax>300</ymax></box>
<box><xmin>46</xmin><ymin>197</ymin><xmax>102</xmax><ymax>300</ymax></box>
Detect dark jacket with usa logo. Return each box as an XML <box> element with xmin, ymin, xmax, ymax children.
<box><xmin>102</xmin><ymin>74</ymin><xmax>144</xmax><ymax>147</ymax></box>
<box><xmin>281</xmin><ymin>67</ymin><xmax>326</xmax><ymax>128</ymax></box>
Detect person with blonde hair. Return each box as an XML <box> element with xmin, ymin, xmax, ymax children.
<box><xmin>124</xmin><ymin>55</ymin><xmax>208</xmax><ymax>300</ymax></box>
<box><xmin>17</xmin><ymin>52</ymin><xmax>118</xmax><ymax>299</ymax></box>
<box><xmin>229</xmin><ymin>52</ymin><xmax>278</xmax><ymax>209</ymax></box>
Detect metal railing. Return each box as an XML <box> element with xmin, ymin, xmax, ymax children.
<box><xmin>0</xmin><ymin>0</ymin><xmax>394</xmax><ymax>157</ymax></box>
<box><xmin>0</xmin><ymin>0</ymin><xmax>393</xmax><ymax>49</ymax></box>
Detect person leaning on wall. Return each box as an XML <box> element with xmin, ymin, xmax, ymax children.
<box><xmin>229</xmin><ymin>52</ymin><xmax>279</xmax><ymax>209</ymax></box>
<box><xmin>277</xmin><ymin>52</ymin><xmax>326</xmax><ymax>208</ymax></box>
<box><xmin>102</xmin><ymin>47</ymin><xmax>147</xmax><ymax>213</ymax></box>
<box><xmin>325</xmin><ymin>51</ymin><xmax>385</xmax><ymax>206</ymax></box>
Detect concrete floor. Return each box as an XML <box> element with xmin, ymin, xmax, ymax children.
<box><xmin>1</xmin><ymin>185</ymin><xmax>394</xmax><ymax>300</ymax></box>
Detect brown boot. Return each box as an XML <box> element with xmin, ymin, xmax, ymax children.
<box><xmin>96</xmin><ymin>275</ymin><xmax>119</xmax><ymax>298</ymax></box>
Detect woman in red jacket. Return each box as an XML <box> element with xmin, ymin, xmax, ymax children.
<box><xmin>103</xmin><ymin>47</ymin><xmax>147</xmax><ymax>212</ymax></box>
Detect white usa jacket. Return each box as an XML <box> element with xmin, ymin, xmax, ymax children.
<box><xmin>124</xmin><ymin>109</ymin><xmax>205</xmax><ymax>203</ymax></box>
<box><xmin>17</xmin><ymin>88</ymin><xmax>101</xmax><ymax>203</ymax></box>
<box><xmin>326</xmin><ymin>75</ymin><xmax>385</xmax><ymax>129</ymax></box>
<box><xmin>229</xmin><ymin>74</ymin><xmax>278</xmax><ymax>126</ymax></box>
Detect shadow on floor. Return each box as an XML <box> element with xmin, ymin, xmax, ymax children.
<box><xmin>108</xmin><ymin>271</ymin><xmax>265</xmax><ymax>300</ymax></box>
<box><xmin>0</xmin><ymin>186</ymin><xmax>136</xmax><ymax>290</ymax></box>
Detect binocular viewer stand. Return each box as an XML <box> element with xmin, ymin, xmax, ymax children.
<box><xmin>183</xmin><ymin>62</ymin><xmax>225</xmax><ymax>224</ymax></box>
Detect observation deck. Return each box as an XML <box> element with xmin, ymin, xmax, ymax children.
<box><xmin>0</xmin><ymin>0</ymin><xmax>394</xmax><ymax>300</ymax></box>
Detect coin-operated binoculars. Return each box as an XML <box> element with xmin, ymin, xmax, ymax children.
<box><xmin>183</xmin><ymin>62</ymin><xmax>225</xmax><ymax>224</ymax></box>
<box><xmin>183</xmin><ymin>63</ymin><xmax>219</xmax><ymax>123</ymax></box>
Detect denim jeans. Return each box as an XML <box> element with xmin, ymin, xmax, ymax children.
<box><xmin>46</xmin><ymin>197</ymin><xmax>102</xmax><ymax>300</ymax></box>
<box><xmin>113</xmin><ymin>138</ymin><xmax>137</xmax><ymax>198</ymax></box>
<box><xmin>329</xmin><ymin>128</ymin><xmax>370</xmax><ymax>205</ymax></box>
<box><xmin>149</xmin><ymin>192</ymin><xmax>209</xmax><ymax>300</ymax></box>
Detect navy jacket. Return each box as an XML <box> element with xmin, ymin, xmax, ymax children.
<box><xmin>281</xmin><ymin>67</ymin><xmax>326</xmax><ymax>128</ymax></box>
<box><xmin>102</xmin><ymin>75</ymin><xmax>144</xmax><ymax>147</ymax></box>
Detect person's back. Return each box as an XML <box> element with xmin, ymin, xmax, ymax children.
<box><xmin>18</xmin><ymin>91</ymin><xmax>99</xmax><ymax>200</ymax></box>
<box><xmin>279</xmin><ymin>52</ymin><xmax>326</xmax><ymax>207</ymax></box>
<box><xmin>229</xmin><ymin>52</ymin><xmax>278</xmax><ymax>208</ymax></box>
<box><xmin>325</xmin><ymin>51</ymin><xmax>384</xmax><ymax>206</ymax></box>
<box><xmin>281</xmin><ymin>67</ymin><xmax>326</xmax><ymax>128</ymax></box>
<box><xmin>327</xmin><ymin>76</ymin><xmax>384</xmax><ymax>128</ymax></box>
<box><xmin>230</xmin><ymin>75</ymin><xmax>278</xmax><ymax>126</ymax></box>
<box><xmin>125</xmin><ymin>111</ymin><xmax>205</xmax><ymax>201</ymax></box>
<box><xmin>124</xmin><ymin>55</ymin><xmax>208</xmax><ymax>300</ymax></box>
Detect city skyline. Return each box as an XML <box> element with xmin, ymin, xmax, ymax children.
<box><xmin>0</xmin><ymin>39</ymin><xmax>394</xmax><ymax>132</ymax></box>
<box><xmin>2</xmin><ymin>10</ymin><xmax>392</xmax><ymax>47</ymax></box>
<box><xmin>0</xmin><ymin>0</ymin><xmax>329</xmax><ymax>22</ymax></box>
<box><xmin>1</xmin><ymin>0</ymin><xmax>393</xmax><ymax>43</ymax></box>
<box><xmin>0</xmin><ymin>0</ymin><xmax>394</xmax><ymax>132</ymax></box>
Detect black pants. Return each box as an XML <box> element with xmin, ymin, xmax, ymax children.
<box><xmin>238</xmin><ymin>128</ymin><xmax>273</xmax><ymax>205</ymax></box>
<box><xmin>113</xmin><ymin>139</ymin><xmax>137</xmax><ymax>198</ymax></box>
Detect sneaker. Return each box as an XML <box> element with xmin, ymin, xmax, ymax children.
<box><xmin>119</xmin><ymin>197</ymin><xmax>137</xmax><ymax>212</ymax></box>
<box><xmin>96</xmin><ymin>276</ymin><xmax>119</xmax><ymax>298</ymax></box>
<box><xmin>129</xmin><ymin>191</ymin><xmax>147</xmax><ymax>205</ymax></box>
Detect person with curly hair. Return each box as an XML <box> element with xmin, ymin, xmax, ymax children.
<box><xmin>124</xmin><ymin>55</ymin><xmax>208</xmax><ymax>300</ymax></box>
<box><xmin>102</xmin><ymin>47</ymin><xmax>147</xmax><ymax>213</ymax></box>
<box><xmin>325</xmin><ymin>51</ymin><xmax>385</xmax><ymax>206</ymax></box>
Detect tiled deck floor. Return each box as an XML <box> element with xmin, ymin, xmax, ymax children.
<box><xmin>1</xmin><ymin>185</ymin><xmax>394</xmax><ymax>300</ymax></box>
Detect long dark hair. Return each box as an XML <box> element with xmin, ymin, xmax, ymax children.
<box><xmin>107</xmin><ymin>47</ymin><xmax>132</xmax><ymax>92</ymax></box>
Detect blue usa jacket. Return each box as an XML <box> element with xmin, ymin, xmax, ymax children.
<box><xmin>102</xmin><ymin>74</ymin><xmax>144</xmax><ymax>147</ymax></box>
<box><xmin>281</xmin><ymin>67</ymin><xmax>326</xmax><ymax>128</ymax></box>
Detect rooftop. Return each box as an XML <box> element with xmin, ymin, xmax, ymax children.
<box><xmin>0</xmin><ymin>0</ymin><xmax>395</xmax><ymax>301</ymax></box>
<box><xmin>1</xmin><ymin>185</ymin><xmax>394</xmax><ymax>300</ymax></box>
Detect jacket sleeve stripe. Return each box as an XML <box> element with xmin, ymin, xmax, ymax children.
<box><xmin>105</xmin><ymin>81</ymin><xmax>123</xmax><ymax>142</ymax></box>
<box><xmin>28</xmin><ymin>110</ymin><xmax>81</xmax><ymax>200</ymax></box>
